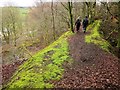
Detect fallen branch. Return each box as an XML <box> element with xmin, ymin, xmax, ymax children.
<box><xmin>105</xmin><ymin>30</ymin><xmax>116</xmax><ymax>40</ymax></box>
<box><xmin>21</xmin><ymin>45</ymin><xmax>34</xmax><ymax>59</ymax></box>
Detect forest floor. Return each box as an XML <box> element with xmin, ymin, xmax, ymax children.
<box><xmin>1</xmin><ymin>25</ymin><xmax>120</xmax><ymax>89</ymax></box>
<box><xmin>52</xmin><ymin>26</ymin><xmax>120</xmax><ymax>89</ymax></box>
<box><xmin>1</xmin><ymin>59</ymin><xmax>26</xmax><ymax>85</ymax></box>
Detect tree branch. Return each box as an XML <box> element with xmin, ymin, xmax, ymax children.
<box><xmin>85</xmin><ymin>2</ymin><xmax>89</xmax><ymax>7</ymax></box>
<box><xmin>105</xmin><ymin>30</ymin><xmax>116</xmax><ymax>40</ymax></box>
<box><xmin>61</xmin><ymin>2</ymin><xmax>69</xmax><ymax>11</ymax></box>
<box><xmin>101</xmin><ymin>2</ymin><xmax>113</xmax><ymax>16</ymax></box>
<box><xmin>93</xmin><ymin>2</ymin><xmax>96</xmax><ymax>8</ymax></box>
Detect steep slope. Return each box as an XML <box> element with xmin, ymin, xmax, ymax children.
<box><xmin>5</xmin><ymin>31</ymin><xmax>74</xmax><ymax>89</ymax></box>
<box><xmin>4</xmin><ymin>20</ymin><xmax>120</xmax><ymax>89</ymax></box>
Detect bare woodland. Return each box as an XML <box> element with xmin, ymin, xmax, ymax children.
<box><xmin>1</xmin><ymin>1</ymin><xmax>120</xmax><ymax>88</ymax></box>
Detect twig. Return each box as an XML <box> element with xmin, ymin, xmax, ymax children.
<box><xmin>61</xmin><ymin>2</ymin><xmax>69</xmax><ymax>11</ymax></box>
<box><xmin>22</xmin><ymin>45</ymin><xmax>34</xmax><ymax>59</ymax></box>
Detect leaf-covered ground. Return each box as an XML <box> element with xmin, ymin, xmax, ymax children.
<box><xmin>52</xmin><ymin>21</ymin><xmax>120</xmax><ymax>89</ymax></box>
<box><xmin>1</xmin><ymin>59</ymin><xmax>27</xmax><ymax>86</ymax></box>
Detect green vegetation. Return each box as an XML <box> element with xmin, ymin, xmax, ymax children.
<box><xmin>19</xmin><ymin>7</ymin><xmax>29</xmax><ymax>24</ymax></box>
<box><xmin>85</xmin><ymin>20</ymin><xmax>111</xmax><ymax>52</ymax></box>
<box><xmin>19</xmin><ymin>7</ymin><xmax>29</xmax><ymax>18</ymax></box>
<box><xmin>6</xmin><ymin>31</ymin><xmax>73</xmax><ymax>89</ymax></box>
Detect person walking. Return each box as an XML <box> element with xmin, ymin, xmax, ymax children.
<box><xmin>75</xmin><ymin>16</ymin><xmax>81</xmax><ymax>33</ymax></box>
<box><xmin>82</xmin><ymin>16</ymin><xmax>89</xmax><ymax>33</ymax></box>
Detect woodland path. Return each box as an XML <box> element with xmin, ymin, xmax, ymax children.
<box><xmin>1</xmin><ymin>26</ymin><xmax>120</xmax><ymax>89</ymax></box>
<box><xmin>53</xmin><ymin>26</ymin><xmax>120</xmax><ymax>89</ymax></box>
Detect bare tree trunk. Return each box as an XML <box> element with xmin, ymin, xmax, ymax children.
<box><xmin>51</xmin><ymin>0</ymin><xmax>56</xmax><ymax>40</ymax></box>
<box><xmin>82</xmin><ymin>3</ymin><xmax>86</xmax><ymax>18</ymax></box>
<box><xmin>85</xmin><ymin>2</ymin><xmax>96</xmax><ymax>23</ymax></box>
<box><xmin>12</xmin><ymin>22</ymin><xmax>17</xmax><ymax>47</ymax></box>
<box><xmin>68</xmin><ymin>1</ymin><xmax>74</xmax><ymax>33</ymax></box>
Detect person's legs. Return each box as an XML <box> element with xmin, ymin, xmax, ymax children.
<box><xmin>83</xmin><ymin>27</ymin><xmax>86</xmax><ymax>33</ymax></box>
<box><xmin>82</xmin><ymin>25</ymin><xmax>85</xmax><ymax>33</ymax></box>
<box><xmin>77</xmin><ymin>25</ymin><xmax>80</xmax><ymax>32</ymax></box>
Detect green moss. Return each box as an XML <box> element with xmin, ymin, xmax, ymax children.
<box><xmin>6</xmin><ymin>31</ymin><xmax>73</xmax><ymax>89</ymax></box>
<box><xmin>85</xmin><ymin>20</ymin><xmax>110</xmax><ymax>52</ymax></box>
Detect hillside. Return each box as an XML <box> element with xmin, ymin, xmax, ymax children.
<box><xmin>4</xmin><ymin>21</ymin><xmax>120</xmax><ymax>89</ymax></box>
<box><xmin>5</xmin><ymin>31</ymin><xmax>74</xmax><ymax>88</ymax></box>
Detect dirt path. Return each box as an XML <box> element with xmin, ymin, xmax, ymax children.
<box><xmin>53</xmin><ymin>27</ymin><xmax>120</xmax><ymax>89</ymax></box>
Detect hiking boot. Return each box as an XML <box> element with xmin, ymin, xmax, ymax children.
<box><xmin>84</xmin><ymin>30</ymin><xmax>86</xmax><ymax>33</ymax></box>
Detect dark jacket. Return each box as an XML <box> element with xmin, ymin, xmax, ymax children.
<box><xmin>82</xmin><ymin>18</ymin><xmax>88</xmax><ymax>28</ymax></box>
<box><xmin>75</xmin><ymin>19</ymin><xmax>81</xmax><ymax>27</ymax></box>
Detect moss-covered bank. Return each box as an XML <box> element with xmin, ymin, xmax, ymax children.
<box><xmin>5</xmin><ymin>31</ymin><xmax>73</xmax><ymax>89</ymax></box>
<box><xmin>85</xmin><ymin>20</ymin><xmax>111</xmax><ymax>52</ymax></box>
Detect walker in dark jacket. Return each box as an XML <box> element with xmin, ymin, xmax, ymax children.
<box><xmin>82</xmin><ymin>16</ymin><xmax>88</xmax><ymax>33</ymax></box>
<box><xmin>75</xmin><ymin>17</ymin><xmax>81</xmax><ymax>32</ymax></box>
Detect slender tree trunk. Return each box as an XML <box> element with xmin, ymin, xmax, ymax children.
<box><xmin>85</xmin><ymin>2</ymin><xmax>96</xmax><ymax>23</ymax></box>
<box><xmin>85</xmin><ymin>2</ymin><xmax>90</xmax><ymax>20</ymax></box>
<box><xmin>51</xmin><ymin>0</ymin><xmax>56</xmax><ymax>40</ymax></box>
<box><xmin>82</xmin><ymin>3</ymin><xmax>86</xmax><ymax>18</ymax></box>
<box><xmin>44</xmin><ymin>13</ymin><xmax>49</xmax><ymax>45</ymax></box>
<box><xmin>68</xmin><ymin>1</ymin><xmax>74</xmax><ymax>33</ymax></box>
<box><xmin>12</xmin><ymin>21</ymin><xmax>17</xmax><ymax>47</ymax></box>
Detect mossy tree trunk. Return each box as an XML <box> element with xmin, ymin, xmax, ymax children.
<box><xmin>68</xmin><ymin>1</ymin><xmax>74</xmax><ymax>33</ymax></box>
<box><xmin>85</xmin><ymin>2</ymin><xmax>96</xmax><ymax>23</ymax></box>
<box><xmin>51</xmin><ymin>0</ymin><xmax>56</xmax><ymax>40</ymax></box>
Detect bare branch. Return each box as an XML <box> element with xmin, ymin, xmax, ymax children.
<box><xmin>85</xmin><ymin>2</ymin><xmax>89</xmax><ymax>7</ymax></box>
<box><xmin>61</xmin><ymin>2</ymin><xmax>69</xmax><ymax>11</ymax></box>
<box><xmin>101</xmin><ymin>2</ymin><xmax>113</xmax><ymax>16</ymax></box>
<box><xmin>93</xmin><ymin>2</ymin><xmax>96</xmax><ymax>8</ymax></box>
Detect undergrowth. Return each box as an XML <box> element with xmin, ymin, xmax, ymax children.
<box><xmin>6</xmin><ymin>31</ymin><xmax>73</xmax><ymax>89</ymax></box>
